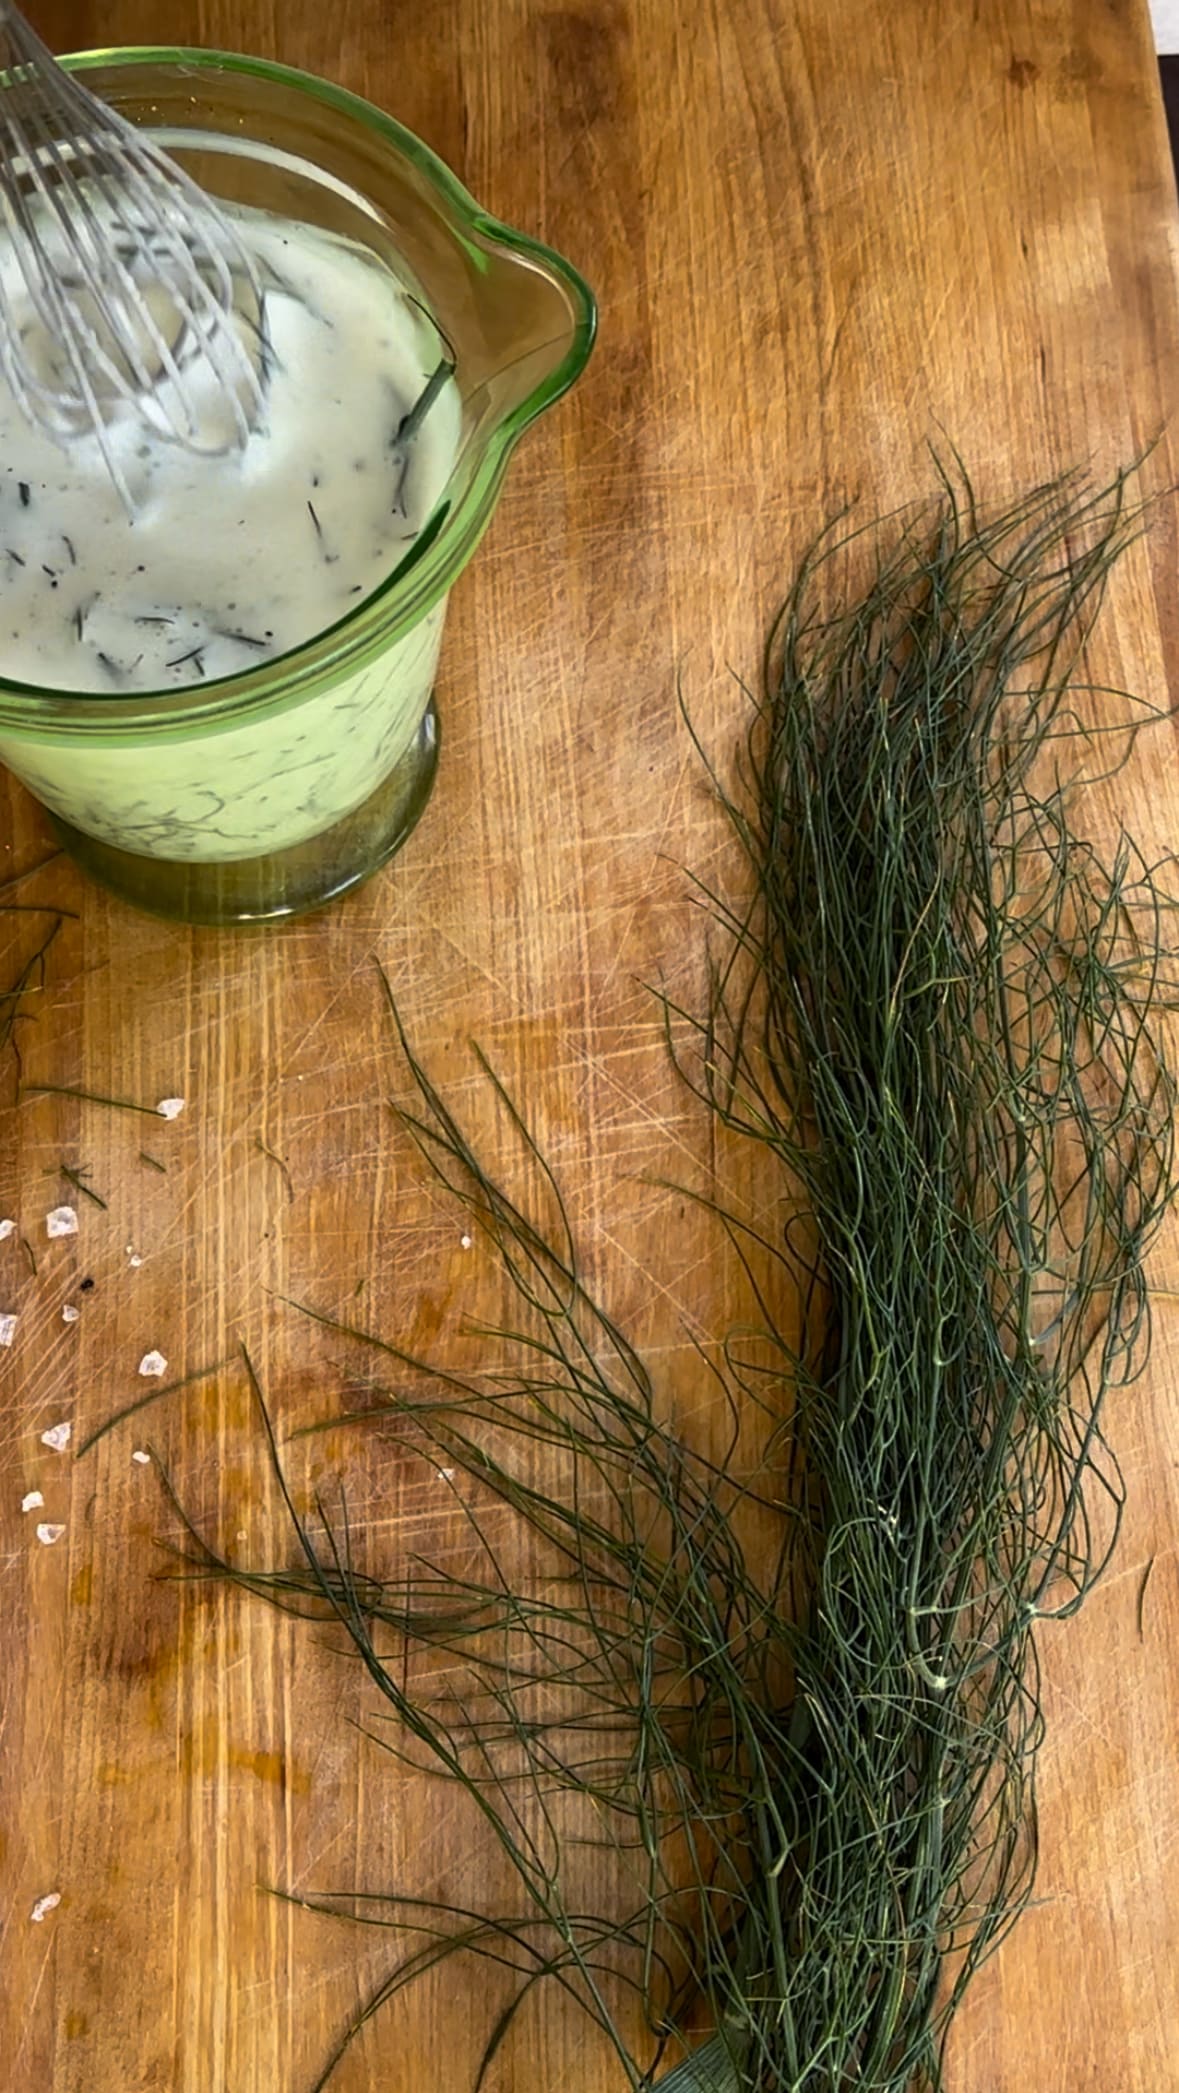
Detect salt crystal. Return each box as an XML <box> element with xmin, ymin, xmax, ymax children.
<box><xmin>460</xmin><ymin>1234</ymin><xmax>473</xmax><ymax>1250</ymax></box>
<box><xmin>62</xmin><ymin>1303</ymin><xmax>80</xmax><ymax>1324</ymax></box>
<box><xmin>29</xmin><ymin>1892</ymin><xmax>60</xmax><ymax>1923</ymax></box>
<box><xmin>40</xmin><ymin>1421</ymin><xmax>71</xmax><ymax>1453</ymax></box>
<box><xmin>46</xmin><ymin>1206</ymin><xmax>78</xmax><ymax>1239</ymax></box>
<box><xmin>0</xmin><ymin>1218</ymin><xmax>14</xmax><ymax>1240</ymax></box>
<box><xmin>0</xmin><ymin>1312</ymin><xmax>16</xmax><ymax>1347</ymax></box>
<box><xmin>131</xmin><ymin>1449</ymin><xmax>150</xmax><ymax>1466</ymax></box>
<box><xmin>35</xmin><ymin>1522</ymin><xmax>65</xmax><ymax>1546</ymax></box>
<box><xmin>437</xmin><ymin>1467</ymin><xmax>456</xmax><ymax>1481</ymax></box>
<box><xmin>128</xmin><ymin>1253</ymin><xmax>143</xmax><ymax>1269</ymax></box>
<box><xmin>156</xmin><ymin>1097</ymin><xmax>185</xmax><ymax>1120</ymax></box>
<box><xmin>21</xmin><ymin>1489</ymin><xmax>43</xmax><ymax>1512</ymax></box>
<box><xmin>138</xmin><ymin>1350</ymin><xmax>167</xmax><ymax>1378</ymax></box>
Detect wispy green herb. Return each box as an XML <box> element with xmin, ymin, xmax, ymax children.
<box><xmin>22</xmin><ymin>1081</ymin><xmax>165</xmax><ymax>1119</ymax></box>
<box><xmin>255</xmin><ymin>1133</ymin><xmax>294</xmax><ymax>1202</ymax></box>
<box><xmin>163</xmin><ymin>467</ymin><xmax>1179</xmax><ymax>2092</ymax></box>
<box><xmin>0</xmin><ymin>900</ymin><xmax>78</xmax><ymax>920</ymax></box>
<box><xmin>74</xmin><ymin>1360</ymin><xmax>236</xmax><ymax>1460</ymax></box>
<box><xmin>1</xmin><ymin>907</ymin><xmax>64</xmax><ymax>1089</ymax></box>
<box><xmin>139</xmin><ymin>1150</ymin><xmax>167</xmax><ymax>1174</ymax></box>
<box><xmin>1136</xmin><ymin>1554</ymin><xmax>1156</xmax><ymax>1641</ymax></box>
<box><xmin>0</xmin><ymin>849</ymin><xmax>63</xmax><ymax>898</ymax></box>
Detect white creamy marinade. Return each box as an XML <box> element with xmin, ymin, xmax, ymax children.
<box><xmin>0</xmin><ymin>200</ymin><xmax>461</xmax><ymax>861</ymax></box>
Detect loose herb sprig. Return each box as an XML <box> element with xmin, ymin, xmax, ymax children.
<box><xmin>56</xmin><ymin>1162</ymin><xmax>106</xmax><ymax>1209</ymax></box>
<box><xmin>21</xmin><ymin>1081</ymin><xmax>168</xmax><ymax>1118</ymax></box>
<box><xmin>74</xmin><ymin>1359</ymin><xmax>235</xmax><ymax>1460</ymax></box>
<box><xmin>255</xmin><ymin>1133</ymin><xmax>295</xmax><ymax>1202</ymax></box>
<box><xmin>1</xmin><ymin>902</ymin><xmax>65</xmax><ymax>1089</ymax></box>
<box><xmin>165</xmin><ymin>468</ymin><xmax>1178</xmax><ymax>2092</ymax></box>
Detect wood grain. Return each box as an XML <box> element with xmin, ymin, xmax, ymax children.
<box><xmin>3</xmin><ymin>0</ymin><xmax>1179</xmax><ymax>2087</ymax></box>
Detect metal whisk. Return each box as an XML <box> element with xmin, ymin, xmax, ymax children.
<box><xmin>0</xmin><ymin>2</ymin><xmax>265</xmax><ymax>507</ymax></box>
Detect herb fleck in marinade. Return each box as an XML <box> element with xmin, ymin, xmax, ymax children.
<box><xmin>166</xmin><ymin>648</ymin><xmax>206</xmax><ymax>677</ymax></box>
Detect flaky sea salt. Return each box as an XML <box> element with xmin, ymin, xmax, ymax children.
<box><xmin>21</xmin><ymin>1489</ymin><xmax>43</xmax><ymax>1512</ymax></box>
<box><xmin>131</xmin><ymin>1450</ymin><xmax>151</xmax><ymax>1466</ymax></box>
<box><xmin>460</xmin><ymin>1234</ymin><xmax>473</xmax><ymax>1250</ymax></box>
<box><xmin>46</xmin><ymin>1206</ymin><xmax>78</xmax><ymax>1239</ymax></box>
<box><xmin>138</xmin><ymin>1350</ymin><xmax>167</xmax><ymax>1378</ymax></box>
<box><xmin>30</xmin><ymin>1893</ymin><xmax>61</xmax><ymax>1923</ymax></box>
<box><xmin>156</xmin><ymin>1097</ymin><xmax>185</xmax><ymax>1120</ymax></box>
<box><xmin>128</xmin><ymin>1253</ymin><xmax>143</xmax><ymax>1269</ymax></box>
<box><xmin>40</xmin><ymin>1421</ymin><xmax>71</xmax><ymax>1453</ymax></box>
<box><xmin>0</xmin><ymin>1312</ymin><xmax>16</xmax><ymax>1347</ymax></box>
<box><xmin>0</xmin><ymin>1218</ymin><xmax>15</xmax><ymax>1240</ymax></box>
<box><xmin>35</xmin><ymin>1522</ymin><xmax>65</xmax><ymax>1546</ymax></box>
<box><xmin>62</xmin><ymin>1303</ymin><xmax>80</xmax><ymax>1324</ymax></box>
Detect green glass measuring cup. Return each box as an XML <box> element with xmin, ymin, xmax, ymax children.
<box><xmin>0</xmin><ymin>48</ymin><xmax>596</xmax><ymax>925</ymax></box>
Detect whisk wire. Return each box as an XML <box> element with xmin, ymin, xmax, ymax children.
<box><xmin>0</xmin><ymin>3</ymin><xmax>266</xmax><ymax>505</ymax></box>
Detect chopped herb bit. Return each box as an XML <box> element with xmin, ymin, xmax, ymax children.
<box><xmin>58</xmin><ymin>1164</ymin><xmax>106</xmax><ymax>1211</ymax></box>
<box><xmin>18</xmin><ymin>482</ymin><xmax>29</xmax><ymax>507</ymax></box>
<box><xmin>165</xmin><ymin>647</ymin><xmax>206</xmax><ymax>675</ymax></box>
<box><xmin>307</xmin><ymin>499</ymin><xmax>323</xmax><ymax>538</ymax></box>
<box><xmin>5</xmin><ymin>548</ymin><xmax>24</xmax><ymax>566</ymax></box>
<box><xmin>79</xmin><ymin>1276</ymin><xmax>94</xmax><ymax>1293</ymax></box>
<box><xmin>20</xmin><ymin>1235</ymin><xmax>36</xmax><ymax>1276</ymax></box>
<box><xmin>139</xmin><ymin>1151</ymin><xmax>167</xmax><ymax>1174</ymax></box>
<box><xmin>61</xmin><ymin>535</ymin><xmax>76</xmax><ymax>565</ymax></box>
<box><xmin>215</xmin><ymin>629</ymin><xmax>268</xmax><ymax>649</ymax></box>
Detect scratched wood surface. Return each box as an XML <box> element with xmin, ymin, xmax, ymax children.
<box><xmin>3</xmin><ymin>0</ymin><xmax>1179</xmax><ymax>2087</ymax></box>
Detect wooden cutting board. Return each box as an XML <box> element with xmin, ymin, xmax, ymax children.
<box><xmin>3</xmin><ymin>1</ymin><xmax>1179</xmax><ymax>2087</ymax></box>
